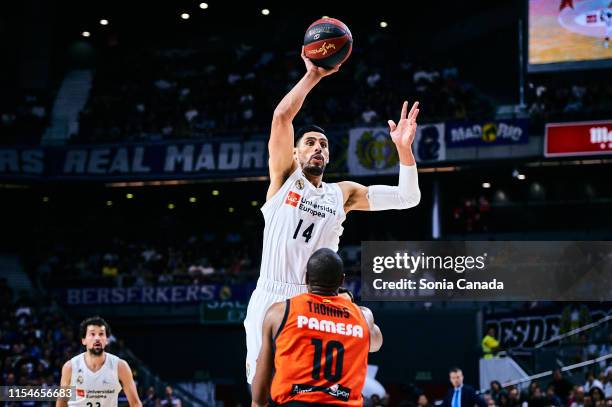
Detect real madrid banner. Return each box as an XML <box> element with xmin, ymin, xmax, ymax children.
<box><xmin>445</xmin><ymin>119</ymin><xmax>528</xmax><ymax>148</ymax></box>
<box><xmin>0</xmin><ymin>137</ymin><xmax>269</xmax><ymax>180</ymax></box>
<box><xmin>348</xmin><ymin>124</ymin><xmax>445</xmax><ymax>176</ymax></box>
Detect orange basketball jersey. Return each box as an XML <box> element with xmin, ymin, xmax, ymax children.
<box><xmin>271</xmin><ymin>292</ymin><xmax>369</xmax><ymax>406</ymax></box>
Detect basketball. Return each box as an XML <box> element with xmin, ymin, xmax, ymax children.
<box><xmin>303</xmin><ymin>18</ymin><xmax>353</xmax><ymax>69</ymax></box>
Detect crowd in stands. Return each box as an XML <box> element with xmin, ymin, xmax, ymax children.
<box><xmin>0</xmin><ymin>91</ymin><xmax>50</xmax><ymax>145</ymax></box>
<box><xmin>481</xmin><ymin>369</ymin><xmax>612</xmax><ymax>407</ymax></box>
<box><xmin>37</xmin><ymin>235</ymin><xmax>256</xmax><ymax>289</ymax></box>
<box><xmin>0</xmin><ymin>279</ymin><xmax>71</xmax><ymax>407</ymax></box>
<box><xmin>72</xmin><ymin>32</ymin><xmax>494</xmax><ymax>144</ymax></box>
<box><xmin>526</xmin><ymin>73</ymin><xmax>612</xmax><ymax>135</ymax></box>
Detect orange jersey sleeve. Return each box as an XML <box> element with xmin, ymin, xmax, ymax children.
<box><xmin>270</xmin><ymin>293</ymin><xmax>370</xmax><ymax>407</ymax></box>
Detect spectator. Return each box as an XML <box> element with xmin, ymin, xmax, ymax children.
<box><xmin>506</xmin><ymin>387</ymin><xmax>520</xmax><ymax>407</ymax></box>
<box><xmin>442</xmin><ymin>367</ymin><xmax>486</xmax><ymax>407</ymax></box>
<box><xmin>545</xmin><ymin>384</ymin><xmax>562</xmax><ymax>406</ymax></box>
<box><xmin>588</xmin><ymin>387</ymin><xmax>605</xmax><ymax>406</ymax></box>
<box><xmin>585</xmin><ymin>371</ymin><xmax>604</xmax><ymax>392</ymax></box>
<box><xmin>159</xmin><ymin>386</ymin><xmax>181</xmax><ymax>407</ymax></box>
<box><xmin>570</xmin><ymin>386</ymin><xmax>586</xmax><ymax>407</ymax></box>
<box><xmin>489</xmin><ymin>380</ymin><xmax>506</xmax><ymax>402</ymax></box>
<box><xmin>482</xmin><ymin>327</ymin><xmax>502</xmax><ymax>359</ymax></box>
<box><xmin>604</xmin><ymin>369</ymin><xmax>612</xmax><ymax>399</ymax></box>
<box><xmin>548</xmin><ymin>368</ymin><xmax>573</xmax><ymax>403</ymax></box>
<box><xmin>417</xmin><ymin>394</ymin><xmax>433</xmax><ymax>407</ymax></box>
<box><xmin>527</xmin><ymin>384</ymin><xmax>546</xmax><ymax>407</ymax></box>
<box><xmin>141</xmin><ymin>386</ymin><xmax>158</xmax><ymax>407</ymax></box>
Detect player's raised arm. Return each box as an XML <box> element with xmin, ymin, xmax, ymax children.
<box><xmin>339</xmin><ymin>101</ymin><xmax>421</xmax><ymax>212</ymax></box>
<box><xmin>118</xmin><ymin>359</ymin><xmax>143</xmax><ymax>407</ymax></box>
<box><xmin>267</xmin><ymin>48</ymin><xmax>340</xmax><ymax>198</ymax></box>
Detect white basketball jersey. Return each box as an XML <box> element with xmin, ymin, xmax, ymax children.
<box><xmin>259</xmin><ymin>166</ymin><xmax>346</xmax><ymax>284</ymax></box>
<box><xmin>69</xmin><ymin>352</ymin><xmax>122</xmax><ymax>407</ymax></box>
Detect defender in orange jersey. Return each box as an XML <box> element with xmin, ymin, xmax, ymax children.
<box><xmin>252</xmin><ymin>248</ymin><xmax>383</xmax><ymax>407</ymax></box>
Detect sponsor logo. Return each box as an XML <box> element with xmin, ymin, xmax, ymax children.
<box><xmin>307</xmin><ymin>42</ymin><xmax>336</xmax><ymax>56</ymax></box>
<box><xmin>590</xmin><ymin>127</ymin><xmax>612</xmax><ymax>149</ymax></box>
<box><xmin>296</xmin><ymin>315</ymin><xmax>364</xmax><ymax>337</ymax></box>
<box><xmin>77</xmin><ymin>389</ymin><xmax>85</xmax><ymax>397</ymax></box>
<box><xmin>298</xmin><ymin>197</ymin><xmax>337</xmax><ymax>218</ymax></box>
<box><xmin>285</xmin><ymin>191</ymin><xmax>301</xmax><ymax>207</ymax></box>
<box><xmin>291</xmin><ymin>383</ymin><xmax>351</xmax><ymax>401</ymax></box>
<box><xmin>313</xmin><ymin>33</ymin><xmax>320</xmax><ymax>40</ymax></box>
<box><xmin>328</xmin><ymin>384</ymin><xmax>351</xmax><ymax>400</ymax></box>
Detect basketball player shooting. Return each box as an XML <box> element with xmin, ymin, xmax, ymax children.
<box><xmin>243</xmin><ymin>47</ymin><xmax>421</xmax><ymax>384</ymax></box>
<box><xmin>56</xmin><ymin>316</ymin><xmax>142</xmax><ymax>407</ymax></box>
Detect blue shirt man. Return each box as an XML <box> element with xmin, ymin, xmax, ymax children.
<box><xmin>443</xmin><ymin>367</ymin><xmax>486</xmax><ymax>407</ymax></box>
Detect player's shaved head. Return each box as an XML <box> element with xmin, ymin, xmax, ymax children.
<box><xmin>306</xmin><ymin>248</ymin><xmax>344</xmax><ymax>291</ymax></box>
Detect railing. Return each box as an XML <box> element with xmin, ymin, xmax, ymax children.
<box><xmin>501</xmin><ymin>353</ymin><xmax>612</xmax><ymax>388</ymax></box>
<box><xmin>534</xmin><ymin>315</ymin><xmax>611</xmax><ymax>348</ymax></box>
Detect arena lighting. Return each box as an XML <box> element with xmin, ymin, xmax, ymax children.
<box><xmin>42</xmin><ymin>196</ymin><xmax>49</xmax><ymax>202</ymax></box>
<box><xmin>212</xmin><ymin>190</ymin><xmax>220</xmax><ymax>196</ymax></box>
<box><xmin>81</xmin><ymin>31</ymin><xmax>91</xmax><ymax>38</ymax></box>
<box><xmin>512</xmin><ymin>169</ymin><xmax>526</xmax><ymax>180</ymax></box>
<box><xmin>99</xmin><ymin>19</ymin><xmax>108</xmax><ymax>26</ymax></box>
<box><xmin>251</xmin><ymin>201</ymin><xmax>258</xmax><ymax>207</ymax></box>
<box><xmin>228</xmin><ymin>207</ymin><xmax>235</xmax><ymax>213</ymax></box>
<box><xmin>380</xmin><ymin>21</ymin><xmax>388</xmax><ymax>28</ymax></box>
<box><xmin>126</xmin><ymin>193</ymin><xmax>134</xmax><ymax>199</ymax></box>
<box><xmin>322</xmin><ymin>15</ymin><xmax>330</xmax><ymax>18</ymax></box>
<box><xmin>261</xmin><ymin>9</ymin><xmax>270</xmax><ymax>15</ymax></box>
<box><xmin>106</xmin><ymin>200</ymin><xmax>113</xmax><ymax>206</ymax></box>
<box><xmin>168</xmin><ymin>203</ymin><xmax>175</xmax><ymax>209</ymax></box>
<box><xmin>181</xmin><ymin>13</ymin><xmax>190</xmax><ymax>20</ymax></box>
<box><xmin>189</xmin><ymin>197</ymin><xmax>197</xmax><ymax>203</ymax></box>
<box><xmin>199</xmin><ymin>2</ymin><xmax>208</xmax><ymax>9</ymax></box>
<box><xmin>482</xmin><ymin>182</ymin><xmax>491</xmax><ymax>189</ymax></box>
<box><xmin>495</xmin><ymin>190</ymin><xmax>507</xmax><ymax>201</ymax></box>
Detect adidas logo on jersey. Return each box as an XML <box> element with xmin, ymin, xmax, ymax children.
<box><xmin>285</xmin><ymin>191</ymin><xmax>301</xmax><ymax>207</ymax></box>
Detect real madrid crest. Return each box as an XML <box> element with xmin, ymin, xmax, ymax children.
<box><xmin>77</xmin><ymin>375</ymin><xmax>84</xmax><ymax>384</ymax></box>
<box><xmin>295</xmin><ymin>179</ymin><xmax>304</xmax><ymax>190</ymax></box>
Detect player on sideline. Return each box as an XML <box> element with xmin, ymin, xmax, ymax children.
<box><xmin>252</xmin><ymin>248</ymin><xmax>383</xmax><ymax>407</ymax></box>
<box><xmin>601</xmin><ymin>2</ymin><xmax>612</xmax><ymax>48</ymax></box>
<box><xmin>244</xmin><ymin>47</ymin><xmax>421</xmax><ymax>384</ymax></box>
<box><xmin>56</xmin><ymin>316</ymin><xmax>142</xmax><ymax>407</ymax></box>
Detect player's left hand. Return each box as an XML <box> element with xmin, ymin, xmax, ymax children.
<box><xmin>388</xmin><ymin>101</ymin><xmax>419</xmax><ymax>149</ymax></box>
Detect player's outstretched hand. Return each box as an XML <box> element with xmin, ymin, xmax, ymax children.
<box><xmin>301</xmin><ymin>47</ymin><xmax>341</xmax><ymax>78</ymax></box>
<box><xmin>388</xmin><ymin>101</ymin><xmax>420</xmax><ymax>149</ymax></box>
